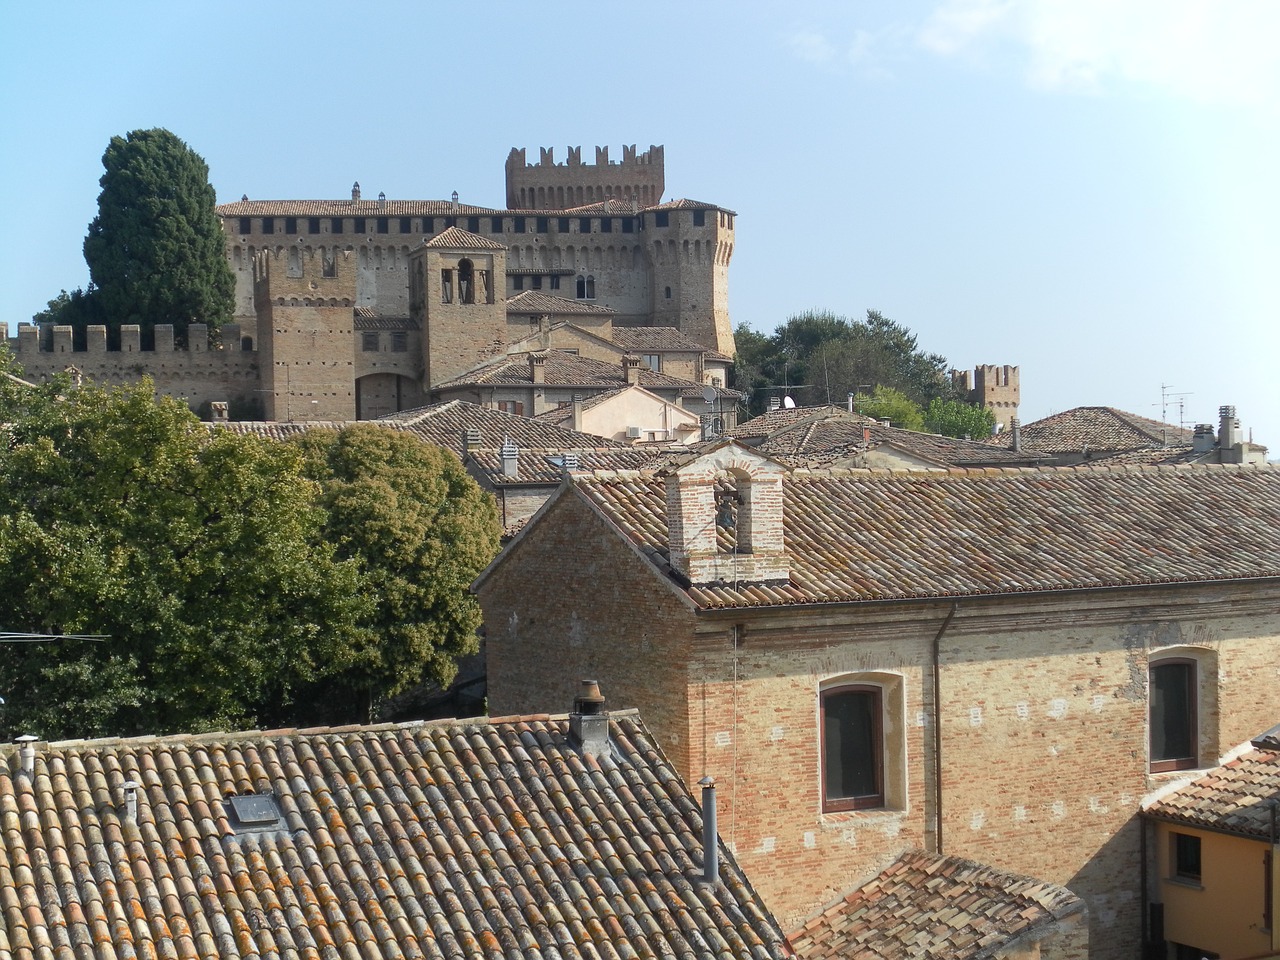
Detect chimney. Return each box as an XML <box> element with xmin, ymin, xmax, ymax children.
<box><xmin>622</xmin><ymin>355</ymin><xmax>642</xmax><ymax>385</ymax></box>
<box><xmin>572</xmin><ymin>398</ymin><xmax>584</xmax><ymax>431</ymax></box>
<box><xmin>847</xmin><ymin>392</ymin><xmax>855</xmax><ymax>414</ymax></box>
<box><xmin>500</xmin><ymin>438</ymin><xmax>519</xmax><ymax>478</ymax></box>
<box><xmin>122</xmin><ymin>779</ymin><xmax>139</xmax><ymax>824</ymax></box>
<box><xmin>1010</xmin><ymin>418</ymin><xmax>1022</xmax><ymax>454</ymax></box>
<box><xmin>769</xmin><ymin>396</ymin><xmax>782</xmax><ymax>412</ymax></box>
<box><xmin>568</xmin><ymin>680</ymin><xmax>609</xmax><ymax>759</ymax></box>
<box><xmin>1192</xmin><ymin>424</ymin><xmax>1216</xmax><ymax>453</ymax></box>
<box><xmin>351</xmin><ymin>181</ymin><xmax>361</xmax><ymax>201</ymax></box>
<box><xmin>562</xmin><ymin>452</ymin><xmax>580</xmax><ymax>473</ymax></box>
<box><xmin>1219</xmin><ymin>405</ymin><xmax>1242</xmax><ymax>448</ymax></box>
<box><xmin>529</xmin><ymin>353</ymin><xmax>546</xmax><ymax>384</ymax></box>
<box><xmin>210</xmin><ymin>401</ymin><xmax>229</xmax><ymax>424</ymax></box>
<box><xmin>700</xmin><ymin>777</ymin><xmax>719</xmax><ymax>885</ymax></box>
<box><xmin>463</xmin><ymin>427</ymin><xmax>482</xmax><ymax>452</ymax></box>
<box><xmin>16</xmin><ymin>735</ymin><xmax>37</xmax><ymax>777</ymax></box>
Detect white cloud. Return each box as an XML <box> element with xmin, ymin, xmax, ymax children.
<box><xmin>919</xmin><ymin>0</ymin><xmax>1280</xmax><ymax>107</ymax></box>
<box><xmin>788</xmin><ymin>30</ymin><xmax>838</xmax><ymax>65</ymax></box>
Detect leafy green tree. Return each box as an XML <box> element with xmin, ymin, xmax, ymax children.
<box><xmin>82</xmin><ymin>128</ymin><xmax>235</xmax><ymax>338</ymax></box>
<box><xmin>923</xmin><ymin>397</ymin><xmax>997</xmax><ymax>439</ymax></box>
<box><xmin>291</xmin><ymin>425</ymin><xmax>502</xmax><ymax>722</ymax></box>
<box><xmin>853</xmin><ymin>386</ymin><xmax>925</xmax><ymax>431</ymax></box>
<box><xmin>31</xmin><ymin>288</ymin><xmax>102</xmax><ymax>328</ymax></box>
<box><xmin>0</xmin><ymin>359</ymin><xmax>368</xmax><ymax>739</ymax></box>
<box><xmin>731</xmin><ymin>310</ymin><xmax>957</xmax><ymax>417</ymax></box>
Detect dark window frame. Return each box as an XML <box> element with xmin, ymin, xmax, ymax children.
<box><xmin>285</xmin><ymin>217</ymin><xmax>298</xmax><ymax>235</ymax></box>
<box><xmin>376</xmin><ymin>217</ymin><xmax>389</xmax><ymax>234</ymax></box>
<box><xmin>655</xmin><ymin>211</ymin><xmax>670</xmax><ymax>228</ymax></box>
<box><xmin>1150</xmin><ymin>658</ymin><xmax>1198</xmax><ymax>773</ymax></box>
<box><xmin>308</xmin><ymin>217</ymin><xmax>321</xmax><ymax>234</ymax></box>
<box><xmin>261</xmin><ymin>217</ymin><xmax>275</xmax><ymax>235</ymax></box>
<box><xmin>361</xmin><ymin>332</ymin><xmax>380</xmax><ymax>352</ymax></box>
<box><xmin>693</xmin><ymin>209</ymin><xmax>706</xmax><ymax>227</ymax></box>
<box><xmin>354</xmin><ymin>218</ymin><xmax>366</xmax><ymax>234</ymax></box>
<box><xmin>820</xmin><ymin>685</ymin><xmax>884</xmax><ymax>812</ymax></box>
<box><xmin>238</xmin><ymin>217</ymin><xmax>251</xmax><ymax>234</ymax></box>
<box><xmin>1173</xmin><ymin>832</ymin><xmax>1202</xmax><ymax>883</ymax></box>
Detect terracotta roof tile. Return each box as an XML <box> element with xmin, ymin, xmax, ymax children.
<box><xmin>570</xmin><ymin>462</ymin><xmax>1280</xmax><ymax>609</ymax></box>
<box><xmin>468</xmin><ymin>448</ymin><xmax>666</xmax><ymax>486</ymax></box>
<box><xmin>212</xmin><ymin>401</ymin><xmax>628</xmax><ymax>456</ymax></box>
<box><xmin>0</xmin><ymin>714</ymin><xmax>788</xmax><ymax>960</ymax></box>
<box><xmin>985</xmin><ymin>407</ymin><xmax>1195</xmax><ymax>455</ymax></box>
<box><xmin>424</xmin><ymin>226</ymin><xmax>507</xmax><ymax>250</ymax></box>
<box><xmin>757</xmin><ymin>416</ymin><xmax>1040</xmax><ymax>468</ymax></box>
<box><xmin>506</xmin><ymin>291</ymin><xmax>615</xmax><ymax>315</ymax></box>
<box><xmin>1143</xmin><ymin>741</ymin><xmax>1280</xmax><ymax>839</ymax></box>
<box><xmin>218</xmin><ymin>199</ymin><xmax>505</xmax><ymax>217</ymax></box>
<box><xmin>608</xmin><ymin>326</ymin><xmax>732</xmax><ymax>361</ymax></box>
<box><xmin>731</xmin><ymin>406</ymin><xmax>855</xmax><ymax>440</ymax></box>
<box><xmin>788</xmin><ymin>850</ymin><xmax>1082</xmax><ymax>960</ymax></box>
<box><xmin>436</xmin><ymin>351</ymin><xmax>743</xmax><ymax>399</ymax></box>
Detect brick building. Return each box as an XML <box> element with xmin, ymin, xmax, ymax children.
<box><xmin>474</xmin><ymin>442</ymin><xmax>1280</xmax><ymax>959</ymax></box>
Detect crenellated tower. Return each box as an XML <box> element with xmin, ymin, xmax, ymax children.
<box><xmin>254</xmin><ymin>244</ymin><xmax>358</xmax><ymax>421</ymax></box>
<box><xmin>645</xmin><ymin>202</ymin><xmax>736</xmax><ymax>358</ymax></box>
<box><xmin>505</xmin><ymin>144</ymin><xmax>665</xmax><ymax>210</ymax></box>
<box><xmin>952</xmin><ymin>364</ymin><xmax>1020</xmax><ymax>431</ymax></box>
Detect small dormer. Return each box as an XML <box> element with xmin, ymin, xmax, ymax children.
<box><xmin>663</xmin><ymin>441</ymin><xmax>788</xmax><ymax>585</ymax></box>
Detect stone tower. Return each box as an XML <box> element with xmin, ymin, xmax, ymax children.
<box><xmin>646</xmin><ymin>202</ymin><xmax>736</xmax><ymax>358</ymax></box>
<box><xmin>505</xmin><ymin>144</ymin><xmax>665</xmax><ymax>210</ymax></box>
<box><xmin>411</xmin><ymin>226</ymin><xmax>509</xmax><ymax>387</ymax></box>
<box><xmin>952</xmin><ymin>364</ymin><xmax>1020</xmax><ymax>432</ymax></box>
<box><xmin>255</xmin><ymin>245</ymin><xmax>358</xmax><ymax>421</ymax></box>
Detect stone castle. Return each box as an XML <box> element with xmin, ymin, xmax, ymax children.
<box><xmin>7</xmin><ymin>143</ymin><xmax>1018</xmax><ymax>425</ymax></box>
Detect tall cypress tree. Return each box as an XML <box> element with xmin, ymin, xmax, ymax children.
<box><xmin>83</xmin><ymin>129</ymin><xmax>235</xmax><ymax>336</ymax></box>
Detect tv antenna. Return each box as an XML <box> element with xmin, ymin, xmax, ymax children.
<box><xmin>1155</xmin><ymin>383</ymin><xmax>1192</xmax><ymax>432</ymax></box>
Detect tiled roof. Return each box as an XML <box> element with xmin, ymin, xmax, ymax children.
<box><xmin>560</xmin><ymin>200</ymin><xmax>645</xmax><ymax>216</ymax></box>
<box><xmin>354</xmin><ymin>314</ymin><xmax>418</xmax><ymax>331</ymax></box>
<box><xmin>532</xmin><ymin>388</ymin><xmax>626</xmax><ymax>427</ymax></box>
<box><xmin>730</xmin><ymin>406</ymin><xmax>855</xmax><ymax>441</ymax></box>
<box><xmin>568</xmin><ymin>462</ymin><xmax>1280</xmax><ymax>609</ymax></box>
<box><xmin>788</xmin><ymin>850</ymin><xmax>1083</xmax><ymax>960</ymax></box>
<box><xmin>608</xmin><ymin>326</ymin><xmax>733</xmax><ymax>361</ymax></box>
<box><xmin>377</xmin><ymin>401</ymin><xmax>630</xmax><ymax>454</ymax></box>
<box><xmin>0</xmin><ymin>712</ymin><xmax>788</xmax><ymax>960</ymax></box>
<box><xmin>218</xmin><ymin>199</ymin><xmax>504</xmax><ymax>217</ymax></box>
<box><xmin>424</xmin><ymin>226</ymin><xmax>508</xmax><ymax>250</ymax></box>
<box><xmin>758</xmin><ymin>417</ymin><xmax>1040</xmax><ymax>468</ymax></box>
<box><xmin>1142</xmin><ymin>741</ymin><xmax>1280</xmax><ymax>840</ymax></box>
<box><xmin>468</xmin><ymin>447</ymin><xmax>666</xmax><ymax>486</ymax></box>
<box><xmin>647</xmin><ymin>199</ymin><xmax>737</xmax><ymax>215</ymax></box>
<box><xmin>506</xmin><ymin>291</ymin><xmax>615</xmax><ymax>315</ymax></box>
<box><xmin>986</xmin><ymin>407</ymin><xmax>1195</xmax><ymax>454</ymax></box>
<box><xmin>434</xmin><ymin>351</ymin><xmax>740</xmax><ymax>397</ymax></box>
<box><xmin>212</xmin><ymin>401</ymin><xmax>627</xmax><ymax>455</ymax></box>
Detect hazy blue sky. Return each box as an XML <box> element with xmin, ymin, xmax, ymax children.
<box><xmin>3</xmin><ymin>1</ymin><xmax>1276</xmax><ymax>446</ymax></box>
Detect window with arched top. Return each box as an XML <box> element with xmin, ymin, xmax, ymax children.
<box><xmin>1150</xmin><ymin>658</ymin><xmax>1198</xmax><ymax>772</ymax></box>
<box><xmin>817</xmin><ymin>672</ymin><xmax>905</xmax><ymax>814</ymax></box>
<box><xmin>576</xmin><ymin>275</ymin><xmax>586</xmax><ymax>299</ymax></box>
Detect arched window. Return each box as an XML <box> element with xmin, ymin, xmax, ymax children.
<box><xmin>576</xmin><ymin>275</ymin><xmax>586</xmax><ymax>299</ymax></box>
<box><xmin>1150</xmin><ymin>658</ymin><xmax>1198</xmax><ymax>772</ymax></box>
<box><xmin>822</xmin><ymin>685</ymin><xmax>883</xmax><ymax>811</ymax></box>
<box><xmin>585</xmin><ymin>275</ymin><xmax>595</xmax><ymax>299</ymax></box>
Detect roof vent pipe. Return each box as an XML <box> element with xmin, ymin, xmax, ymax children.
<box><xmin>1010</xmin><ymin>418</ymin><xmax>1022</xmax><ymax>454</ymax></box>
<box><xmin>847</xmin><ymin>392</ymin><xmax>855</xmax><ymax>414</ymax></box>
<box><xmin>16</xmin><ymin>735</ymin><xmax>37</xmax><ymax>777</ymax></box>
<box><xmin>700</xmin><ymin>777</ymin><xmax>719</xmax><ymax>885</ymax></box>
<box><xmin>122</xmin><ymin>780</ymin><xmax>139</xmax><ymax>824</ymax></box>
<box><xmin>568</xmin><ymin>680</ymin><xmax>609</xmax><ymax>759</ymax></box>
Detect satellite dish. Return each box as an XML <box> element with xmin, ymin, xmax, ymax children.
<box><xmin>782</xmin><ymin>396</ymin><xmax>796</xmax><ymax>408</ymax></box>
<box><xmin>702</xmin><ymin>385</ymin><xmax>717</xmax><ymax>404</ymax></box>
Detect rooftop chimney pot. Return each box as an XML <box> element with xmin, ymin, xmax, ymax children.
<box><xmin>122</xmin><ymin>779</ymin><xmax>140</xmax><ymax>824</ymax></box>
<box><xmin>16</xmin><ymin>735</ymin><xmax>37</xmax><ymax>777</ymax></box>
<box><xmin>700</xmin><ymin>776</ymin><xmax>719</xmax><ymax>885</ymax></box>
<box><xmin>569</xmin><ymin>680</ymin><xmax>609</xmax><ymax>758</ymax></box>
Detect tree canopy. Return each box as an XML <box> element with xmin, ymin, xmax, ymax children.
<box><xmin>289</xmin><ymin>425</ymin><xmax>501</xmax><ymax>722</ymax></box>
<box><xmin>732</xmin><ymin>309</ymin><xmax>958</xmax><ymax>417</ymax></box>
<box><xmin>0</xmin><ymin>361</ymin><xmax>500</xmax><ymax>739</ymax></box>
<box><xmin>74</xmin><ymin>128</ymin><xmax>235</xmax><ymax>337</ymax></box>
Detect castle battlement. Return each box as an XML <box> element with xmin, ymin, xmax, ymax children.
<box><xmin>952</xmin><ymin>363</ymin><xmax>1020</xmax><ymax>432</ymax></box>
<box><xmin>506</xmin><ymin>144</ymin><xmax>665</xmax><ymax>210</ymax></box>
<box><xmin>6</xmin><ymin>322</ymin><xmax>252</xmax><ymax>356</ymax></box>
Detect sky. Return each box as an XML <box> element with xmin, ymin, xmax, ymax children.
<box><xmin>2</xmin><ymin>1</ymin><xmax>1276</xmax><ymax>448</ymax></box>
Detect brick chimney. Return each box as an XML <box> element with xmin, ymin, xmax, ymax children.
<box><xmin>529</xmin><ymin>352</ymin><xmax>546</xmax><ymax>384</ymax></box>
<box><xmin>622</xmin><ymin>355</ymin><xmax>642</xmax><ymax>385</ymax></box>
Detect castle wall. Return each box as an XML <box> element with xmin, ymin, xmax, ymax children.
<box><xmin>414</xmin><ymin>244</ymin><xmax>508</xmax><ymax>388</ymax></box>
<box><xmin>6</xmin><ymin>322</ymin><xmax>260</xmax><ymax>415</ymax></box>
<box><xmin>504</xmin><ymin>144</ymin><xmax>665</xmax><ymax>210</ymax></box>
<box><xmin>646</xmin><ymin>208</ymin><xmax>736</xmax><ymax>356</ymax></box>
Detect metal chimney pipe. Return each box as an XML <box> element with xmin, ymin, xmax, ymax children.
<box><xmin>16</xmin><ymin>735</ymin><xmax>37</xmax><ymax>777</ymax></box>
<box><xmin>700</xmin><ymin>776</ymin><xmax>719</xmax><ymax>885</ymax></box>
<box><xmin>122</xmin><ymin>780</ymin><xmax>139</xmax><ymax>824</ymax></box>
